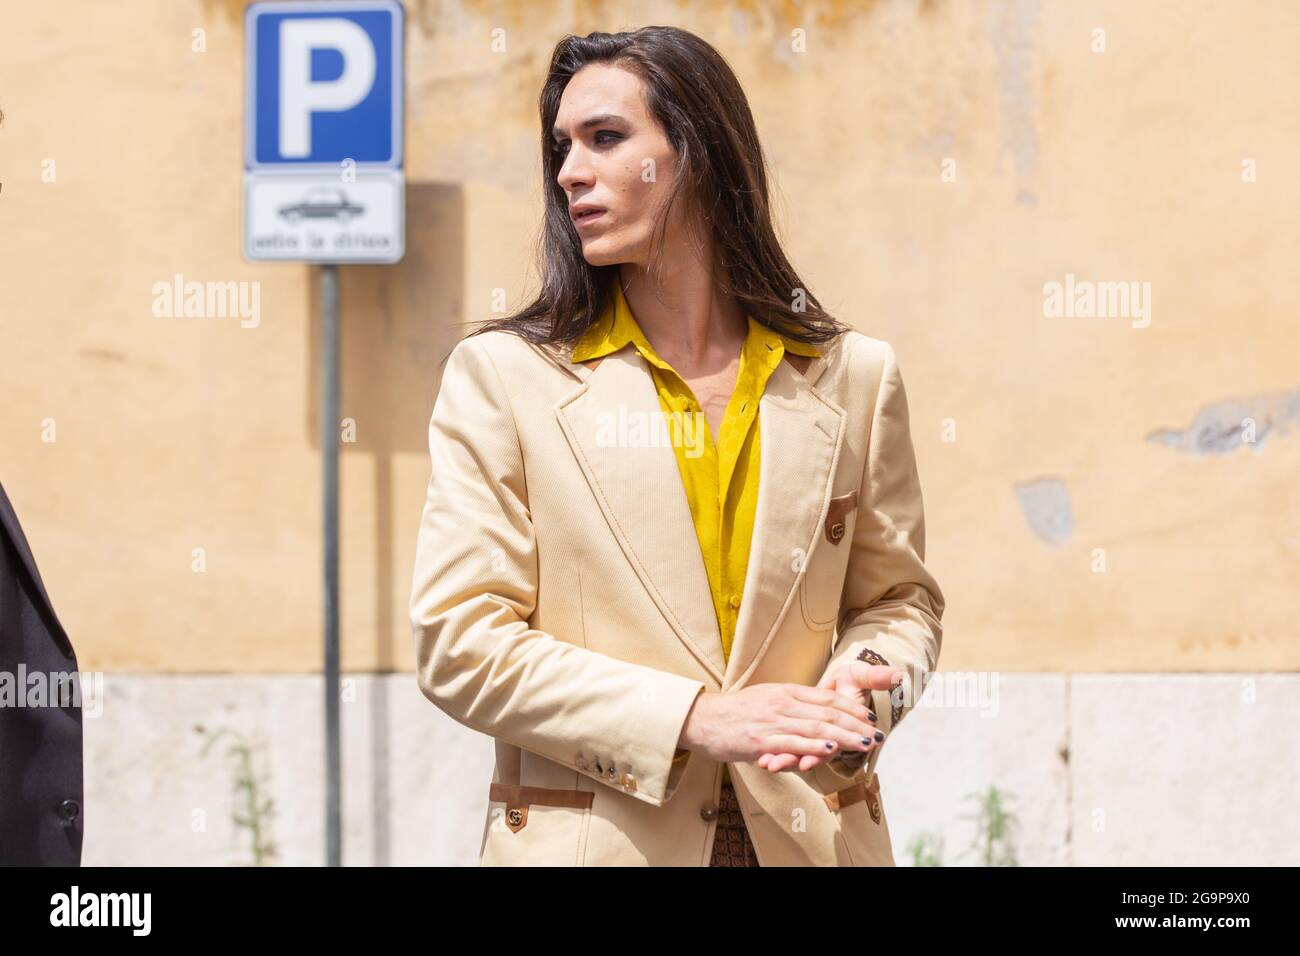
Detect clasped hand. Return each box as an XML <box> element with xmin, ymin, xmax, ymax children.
<box><xmin>756</xmin><ymin>661</ymin><xmax>902</xmax><ymax>773</ymax></box>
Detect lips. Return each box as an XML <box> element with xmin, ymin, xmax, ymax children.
<box><xmin>570</xmin><ymin>205</ymin><xmax>606</xmax><ymax>227</ymax></box>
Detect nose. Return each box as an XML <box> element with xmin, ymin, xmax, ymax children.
<box><xmin>556</xmin><ymin>140</ymin><xmax>594</xmax><ymax>195</ymax></box>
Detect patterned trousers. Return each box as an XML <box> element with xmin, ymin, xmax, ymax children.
<box><xmin>709</xmin><ymin>782</ymin><xmax>760</xmax><ymax>867</ymax></box>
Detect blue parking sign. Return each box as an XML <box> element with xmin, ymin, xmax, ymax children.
<box><xmin>245</xmin><ymin>0</ymin><xmax>403</xmax><ymax>170</ymax></box>
<box><xmin>243</xmin><ymin>0</ymin><xmax>404</xmax><ymax>263</ymax></box>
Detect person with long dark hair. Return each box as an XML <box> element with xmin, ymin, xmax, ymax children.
<box><xmin>409</xmin><ymin>25</ymin><xmax>943</xmax><ymax>866</ymax></box>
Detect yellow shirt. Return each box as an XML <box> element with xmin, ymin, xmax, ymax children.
<box><xmin>571</xmin><ymin>276</ymin><xmax>820</xmax><ymax>786</ymax></box>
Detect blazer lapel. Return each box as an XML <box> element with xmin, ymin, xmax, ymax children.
<box><xmin>722</xmin><ymin>356</ymin><xmax>846</xmax><ymax>690</ymax></box>
<box><xmin>555</xmin><ymin>348</ymin><xmax>727</xmax><ymax>681</ymax></box>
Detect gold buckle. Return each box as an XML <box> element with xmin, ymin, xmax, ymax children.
<box><xmin>823</xmin><ymin>773</ymin><xmax>882</xmax><ymax>823</ymax></box>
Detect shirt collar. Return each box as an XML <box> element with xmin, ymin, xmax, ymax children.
<box><xmin>570</xmin><ymin>276</ymin><xmax>821</xmax><ymax>366</ymax></box>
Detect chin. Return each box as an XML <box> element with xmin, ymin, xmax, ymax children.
<box><xmin>579</xmin><ymin>231</ymin><xmax>643</xmax><ymax>268</ymax></box>
<box><xmin>580</xmin><ymin>241</ymin><xmax>622</xmax><ymax>267</ymax></box>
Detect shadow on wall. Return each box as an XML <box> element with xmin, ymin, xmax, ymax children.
<box><xmin>304</xmin><ymin>181</ymin><xmax>467</xmax><ymax>666</ymax></box>
<box><xmin>305</xmin><ymin>182</ymin><xmax>467</xmax><ymax>864</ymax></box>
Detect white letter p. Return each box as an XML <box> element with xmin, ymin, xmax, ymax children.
<box><xmin>279</xmin><ymin>19</ymin><xmax>375</xmax><ymax>158</ymax></box>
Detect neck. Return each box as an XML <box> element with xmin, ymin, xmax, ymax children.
<box><xmin>618</xmin><ymin>253</ymin><xmax>746</xmax><ymax>374</ymax></box>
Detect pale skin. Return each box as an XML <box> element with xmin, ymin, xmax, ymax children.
<box><xmin>553</xmin><ymin>62</ymin><xmax>895</xmax><ymax>773</ymax></box>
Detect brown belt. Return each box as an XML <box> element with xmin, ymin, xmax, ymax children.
<box><xmin>709</xmin><ymin>782</ymin><xmax>760</xmax><ymax>867</ymax></box>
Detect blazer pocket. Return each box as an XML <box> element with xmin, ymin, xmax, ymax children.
<box><xmin>824</xmin><ymin>771</ymin><xmax>896</xmax><ymax>867</ymax></box>
<box><xmin>481</xmin><ymin>784</ymin><xmax>594</xmax><ymax>867</ymax></box>
<box><xmin>800</xmin><ymin>490</ymin><xmax>859</xmax><ymax>629</ymax></box>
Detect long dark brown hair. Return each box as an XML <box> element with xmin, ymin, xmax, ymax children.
<box><xmin>463</xmin><ymin>25</ymin><xmax>851</xmax><ymax>363</ymax></box>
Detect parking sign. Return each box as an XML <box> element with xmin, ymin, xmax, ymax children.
<box><xmin>243</xmin><ymin>0</ymin><xmax>405</xmax><ymax>262</ymax></box>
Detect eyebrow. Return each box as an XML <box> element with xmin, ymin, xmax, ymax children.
<box><xmin>550</xmin><ymin>113</ymin><xmax>627</xmax><ymax>140</ymax></box>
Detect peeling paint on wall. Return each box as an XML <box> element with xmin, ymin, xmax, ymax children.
<box><xmin>1146</xmin><ymin>389</ymin><xmax>1300</xmax><ymax>455</ymax></box>
<box><xmin>1014</xmin><ymin>476</ymin><xmax>1073</xmax><ymax>546</ymax></box>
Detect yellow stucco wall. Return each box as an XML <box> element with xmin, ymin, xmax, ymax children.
<box><xmin>1</xmin><ymin>0</ymin><xmax>1295</xmax><ymax>672</ymax></box>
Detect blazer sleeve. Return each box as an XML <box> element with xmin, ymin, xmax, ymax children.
<box><xmin>817</xmin><ymin>340</ymin><xmax>945</xmax><ymax>783</ymax></box>
<box><xmin>409</xmin><ymin>334</ymin><xmax>707</xmax><ymax>808</ymax></box>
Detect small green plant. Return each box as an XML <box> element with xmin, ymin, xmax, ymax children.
<box><xmin>905</xmin><ymin>831</ymin><xmax>945</xmax><ymax>867</ymax></box>
<box><xmin>904</xmin><ymin>784</ymin><xmax>1021</xmax><ymax>866</ymax></box>
<box><xmin>955</xmin><ymin>784</ymin><xmax>1019</xmax><ymax>866</ymax></box>
<box><xmin>196</xmin><ymin>724</ymin><xmax>278</xmax><ymax>866</ymax></box>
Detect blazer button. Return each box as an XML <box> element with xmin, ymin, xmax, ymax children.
<box><xmin>57</xmin><ymin>799</ymin><xmax>80</xmax><ymax>823</ymax></box>
<box><xmin>700</xmin><ymin>803</ymin><xmax>719</xmax><ymax>822</ymax></box>
<box><xmin>829</xmin><ymin>521</ymin><xmax>845</xmax><ymax>542</ymax></box>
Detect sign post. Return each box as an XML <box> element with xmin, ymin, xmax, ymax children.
<box><xmin>320</xmin><ymin>261</ymin><xmax>340</xmax><ymax>868</ymax></box>
<box><xmin>244</xmin><ymin>0</ymin><xmax>405</xmax><ymax>866</ymax></box>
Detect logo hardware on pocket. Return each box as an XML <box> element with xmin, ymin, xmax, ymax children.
<box><xmin>824</xmin><ymin>490</ymin><xmax>858</xmax><ymax>544</ymax></box>
<box><xmin>823</xmin><ymin>773</ymin><xmax>883</xmax><ymax>824</ymax></box>
<box><xmin>489</xmin><ymin>783</ymin><xmax>594</xmax><ymax>833</ymax></box>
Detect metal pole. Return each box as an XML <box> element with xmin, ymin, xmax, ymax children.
<box><xmin>321</xmin><ymin>263</ymin><xmax>341</xmax><ymax>867</ymax></box>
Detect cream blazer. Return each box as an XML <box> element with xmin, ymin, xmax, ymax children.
<box><xmin>408</xmin><ymin>324</ymin><xmax>944</xmax><ymax>866</ymax></box>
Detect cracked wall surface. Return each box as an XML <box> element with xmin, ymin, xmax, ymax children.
<box><xmin>1147</xmin><ymin>390</ymin><xmax>1300</xmax><ymax>456</ymax></box>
